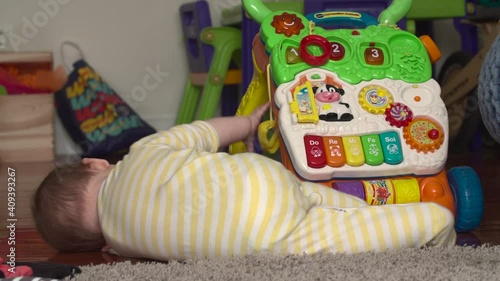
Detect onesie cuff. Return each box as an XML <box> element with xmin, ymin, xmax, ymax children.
<box><xmin>192</xmin><ymin>120</ymin><xmax>220</xmax><ymax>153</ymax></box>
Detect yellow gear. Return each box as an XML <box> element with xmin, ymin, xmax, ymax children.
<box><xmin>358</xmin><ymin>85</ymin><xmax>393</xmax><ymax>115</ymax></box>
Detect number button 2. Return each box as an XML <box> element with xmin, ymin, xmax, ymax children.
<box><xmin>329</xmin><ymin>42</ymin><xmax>345</xmax><ymax>61</ymax></box>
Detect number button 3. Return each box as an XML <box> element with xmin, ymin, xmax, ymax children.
<box><xmin>365</xmin><ymin>42</ymin><xmax>384</xmax><ymax>65</ymax></box>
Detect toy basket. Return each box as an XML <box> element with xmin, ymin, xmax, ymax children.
<box><xmin>478</xmin><ymin>33</ymin><xmax>500</xmax><ymax>144</ymax></box>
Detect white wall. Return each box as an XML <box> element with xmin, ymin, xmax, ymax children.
<box><xmin>0</xmin><ymin>0</ymin><xmax>240</xmax><ymax>155</ymax></box>
<box><xmin>0</xmin><ymin>0</ymin><xmax>461</xmax><ymax>156</ymax></box>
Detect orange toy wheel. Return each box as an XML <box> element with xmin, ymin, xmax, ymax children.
<box><xmin>419</xmin><ymin>35</ymin><xmax>441</xmax><ymax>64</ymax></box>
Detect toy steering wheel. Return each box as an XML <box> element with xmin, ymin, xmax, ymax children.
<box><xmin>304</xmin><ymin>0</ymin><xmax>412</xmax><ymax>29</ymax></box>
<box><xmin>243</xmin><ymin>0</ymin><xmax>412</xmax><ymax>26</ymax></box>
<box><xmin>306</xmin><ymin>11</ymin><xmax>379</xmax><ymax>29</ymax></box>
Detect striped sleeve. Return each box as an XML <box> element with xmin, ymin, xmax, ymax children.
<box><xmin>131</xmin><ymin>121</ymin><xmax>220</xmax><ymax>152</ymax></box>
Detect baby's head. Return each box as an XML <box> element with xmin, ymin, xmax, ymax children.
<box><xmin>32</xmin><ymin>158</ymin><xmax>111</xmax><ymax>252</ymax></box>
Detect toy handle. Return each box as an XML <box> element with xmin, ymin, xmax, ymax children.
<box><xmin>378</xmin><ymin>0</ymin><xmax>413</xmax><ymax>25</ymax></box>
<box><xmin>306</xmin><ymin>11</ymin><xmax>379</xmax><ymax>29</ymax></box>
<box><xmin>258</xmin><ymin>120</ymin><xmax>280</xmax><ymax>154</ymax></box>
<box><xmin>242</xmin><ymin>0</ymin><xmax>271</xmax><ymax>24</ymax></box>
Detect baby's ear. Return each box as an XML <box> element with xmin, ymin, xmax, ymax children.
<box><xmin>82</xmin><ymin>158</ymin><xmax>110</xmax><ymax>171</ymax></box>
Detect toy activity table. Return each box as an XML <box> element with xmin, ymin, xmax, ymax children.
<box><xmin>231</xmin><ymin>0</ymin><xmax>485</xmax><ymax>233</ymax></box>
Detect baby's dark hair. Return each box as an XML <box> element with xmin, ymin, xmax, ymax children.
<box><xmin>32</xmin><ymin>162</ymin><xmax>105</xmax><ymax>252</ymax></box>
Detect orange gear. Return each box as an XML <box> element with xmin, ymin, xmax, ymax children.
<box><xmin>403</xmin><ymin>116</ymin><xmax>444</xmax><ymax>153</ymax></box>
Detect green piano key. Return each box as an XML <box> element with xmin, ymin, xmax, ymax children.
<box><xmin>361</xmin><ymin>134</ymin><xmax>384</xmax><ymax>166</ymax></box>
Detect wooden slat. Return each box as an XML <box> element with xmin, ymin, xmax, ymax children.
<box><xmin>0</xmin><ymin>52</ymin><xmax>52</xmax><ymax>64</ymax></box>
<box><xmin>0</xmin><ymin>94</ymin><xmax>54</xmax><ymax>132</ymax></box>
<box><xmin>0</xmin><ymin>142</ymin><xmax>55</xmax><ymax>162</ymax></box>
<box><xmin>0</xmin><ymin>94</ymin><xmax>55</xmax><ymax>162</ymax></box>
<box><xmin>0</xmin><ymin>123</ymin><xmax>53</xmax><ymax>137</ymax></box>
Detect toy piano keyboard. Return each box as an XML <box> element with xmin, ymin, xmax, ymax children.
<box><xmin>275</xmin><ymin>70</ymin><xmax>447</xmax><ymax>181</ymax></box>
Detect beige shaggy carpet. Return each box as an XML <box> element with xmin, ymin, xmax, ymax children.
<box><xmin>66</xmin><ymin>245</ymin><xmax>500</xmax><ymax>281</ymax></box>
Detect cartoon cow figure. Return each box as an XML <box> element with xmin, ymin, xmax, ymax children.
<box><xmin>312</xmin><ymin>83</ymin><xmax>354</xmax><ymax>122</ymax></box>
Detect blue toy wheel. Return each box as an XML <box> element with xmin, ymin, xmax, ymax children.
<box><xmin>447</xmin><ymin>166</ymin><xmax>484</xmax><ymax>232</ymax></box>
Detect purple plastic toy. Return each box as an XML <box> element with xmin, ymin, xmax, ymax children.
<box><xmin>180</xmin><ymin>0</ymin><xmax>214</xmax><ymax>73</ymax></box>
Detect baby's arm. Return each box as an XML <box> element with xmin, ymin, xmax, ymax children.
<box><xmin>207</xmin><ymin>102</ymin><xmax>269</xmax><ymax>151</ymax></box>
<box><xmin>130</xmin><ymin>103</ymin><xmax>269</xmax><ymax>152</ymax></box>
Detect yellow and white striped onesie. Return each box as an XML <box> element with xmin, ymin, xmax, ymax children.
<box><xmin>97</xmin><ymin>121</ymin><xmax>456</xmax><ymax>261</ymax></box>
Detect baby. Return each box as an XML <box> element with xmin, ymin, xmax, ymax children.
<box><xmin>33</xmin><ymin>103</ymin><xmax>456</xmax><ymax>261</ymax></box>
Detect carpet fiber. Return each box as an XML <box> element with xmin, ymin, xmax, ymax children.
<box><xmin>68</xmin><ymin>245</ymin><xmax>500</xmax><ymax>281</ymax></box>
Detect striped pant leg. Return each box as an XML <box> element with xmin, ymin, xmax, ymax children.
<box><xmin>273</xmin><ymin>202</ymin><xmax>456</xmax><ymax>255</ymax></box>
<box><xmin>299</xmin><ymin>182</ymin><xmax>369</xmax><ymax>208</ymax></box>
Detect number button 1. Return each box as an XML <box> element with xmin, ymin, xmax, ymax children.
<box><xmin>286</xmin><ymin>46</ymin><xmax>303</xmax><ymax>64</ymax></box>
<box><xmin>329</xmin><ymin>42</ymin><xmax>345</xmax><ymax>61</ymax></box>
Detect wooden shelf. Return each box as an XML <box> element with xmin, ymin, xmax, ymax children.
<box><xmin>0</xmin><ymin>51</ymin><xmax>56</xmax><ymax>163</ymax></box>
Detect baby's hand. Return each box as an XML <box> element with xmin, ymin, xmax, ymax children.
<box><xmin>245</xmin><ymin>102</ymin><xmax>270</xmax><ymax>152</ymax></box>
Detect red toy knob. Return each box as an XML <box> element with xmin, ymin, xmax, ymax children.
<box><xmin>299</xmin><ymin>35</ymin><xmax>332</xmax><ymax>66</ymax></box>
<box><xmin>428</xmin><ymin>129</ymin><xmax>440</xmax><ymax>140</ymax></box>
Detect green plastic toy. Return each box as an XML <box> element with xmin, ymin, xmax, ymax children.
<box><xmin>176</xmin><ymin>27</ymin><xmax>242</xmax><ymax>125</ymax></box>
